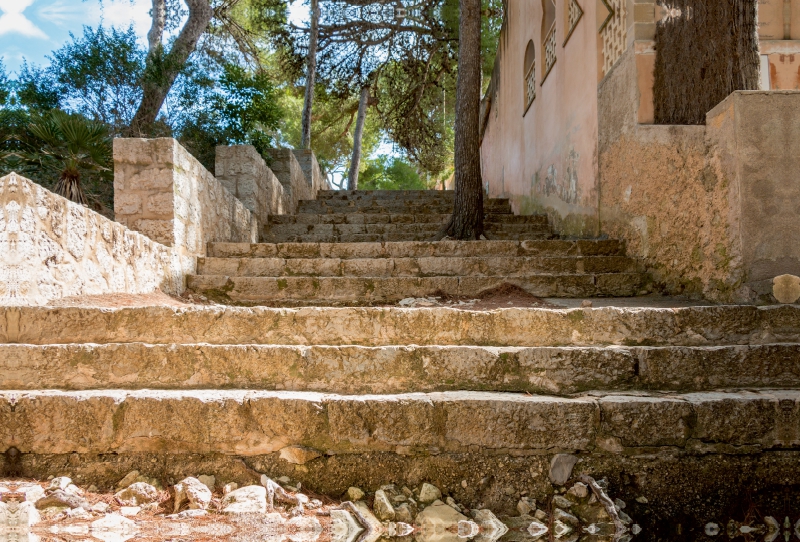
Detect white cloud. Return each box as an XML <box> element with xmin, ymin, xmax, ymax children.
<box><xmin>0</xmin><ymin>0</ymin><xmax>48</xmax><ymax>38</ymax></box>
<box><xmin>35</xmin><ymin>0</ymin><xmax>151</xmax><ymax>43</ymax></box>
<box><xmin>94</xmin><ymin>0</ymin><xmax>151</xmax><ymax>37</ymax></box>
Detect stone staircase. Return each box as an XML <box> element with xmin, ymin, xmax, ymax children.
<box><xmin>2</xmin><ymin>189</ymin><xmax>799</xmax><ymax>525</ymax></box>
<box><xmin>2</xmin><ymin>303</ymin><xmax>800</xmax><ymax>521</ymax></box>
<box><xmin>263</xmin><ymin>190</ymin><xmax>549</xmax><ymax>243</ymax></box>
<box><xmin>188</xmin><ymin>190</ymin><xmax>648</xmax><ymax>305</ymax></box>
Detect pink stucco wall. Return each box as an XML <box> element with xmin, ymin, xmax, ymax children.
<box><xmin>481</xmin><ymin>0</ymin><xmax>600</xmax><ymax>237</ymax></box>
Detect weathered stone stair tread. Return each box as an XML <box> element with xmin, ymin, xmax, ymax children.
<box><xmin>262</xmin><ymin>232</ymin><xmax>552</xmax><ymax>243</ymax></box>
<box><xmin>4</xmin><ymin>304</ymin><xmax>797</xmax><ymax>346</ymax></box>
<box><xmin>5</xmin><ymin>343</ymin><xmax>800</xmax><ymax>394</ymax></box>
<box><xmin>317</xmin><ymin>190</ymin><xmax>456</xmax><ymax>199</ymax></box>
<box><xmin>269</xmin><ymin>213</ymin><xmax>547</xmax><ymax>225</ymax></box>
<box><xmin>197</xmin><ymin>255</ymin><xmax>637</xmax><ymax>277</ymax></box>
<box><xmin>3</xmin><ymin>389</ymin><xmax>795</xmax><ymax>455</ymax></box>
<box><xmin>298</xmin><ymin>201</ymin><xmax>512</xmax><ymax>212</ymax></box>
<box><xmin>208</xmin><ymin>240</ymin><xmax>628</xmax><ymax>259</ymax></box>
<box><xmin>263</xmin><ymin>223</ymin><xmax>550</xmax><ymax>237</ymax></box>
<box><xmin>186</xmin><ymin>274</ymin><xmax>644</xmax><ymax>302</ymax></box>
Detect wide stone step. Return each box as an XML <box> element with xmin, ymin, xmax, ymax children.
<box><xmin>6</xmin><ymin>305</ymin><xmax>796</xmax><ymax>347</ymax></box>
<box><xmin>197</xmin><ymin>255</ymin><xmax>638</xmax><ymax>277</ymax></box>
<box><xmin>4</xmin><ymin>390</ymin><xmax>795</xmax><ymax>456</ymax></box>
<box><xmin>5</xmin><ymin>343</ymin><xmax>799</xmax><ymax>395</ymax></box>
<box><xmin>262</xmin><ymin>232</ymin><xmax>553</xmax><ymax>243</ymax></box>
<box><xmin>317</xmin><ymin>190</ymin><xmax>455</xmax><ymax>200</ymax></box>
<box><xmin>269</xmin><ymin>213</ymin><xmax>548</xmax><ymax>225</ymax></box>
<box><xmin>208</xmin><ymin>240</ymin><xmax>629</xmax><ymax>259</ymax></box>
<box><xmin>297</xmin><ymin>201</ymin><xmax>513</xmax><ymax>214</ymax></box>
<box><xmin>186</xmin><ymin>274</ymin><xmax>646</xmax><ymax>303</ymax></box>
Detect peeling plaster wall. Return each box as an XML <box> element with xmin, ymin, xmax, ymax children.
<box><xmin>480</xmin><ymin>0</ymin><xmax>600</xmax><ymax>237</ymax></box>
<box><xmin>0</xmin><ymin>173</ymin><xmax>188</xmax><ymax>306</ymax></box>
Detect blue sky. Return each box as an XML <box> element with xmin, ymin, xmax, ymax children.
<box><xmin>1</xmin><ymin>0</ymin><xmax>155</xmax><ymax>73</ymax></box>
<box><xmin>0</xmin><ymin>0</ymin><xmax>311</xmax><ymax>74</ymax></box>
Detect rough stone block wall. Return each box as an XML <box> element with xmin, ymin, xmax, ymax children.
<box><xmin>0</xmin><ymin>172</ymin><xmax>188</xmax><ymax>306</ymax></box>
<box><xmin>114</xmin><ymin>138</ymin><xmax>257</xmax><ymax>257</ymax></box>
<box><xmin>293</xmin><ymin>149</ymin><xmax>329</xmax><ymax>192</ymax></box>
<box><xmin>598</xmin><ymin>49</ymin><xmax>743</xmax><ymax>302</ymax></box>
<box><xmin>215</xmin><ymin>145</ymin><xmax>285</xmax><ymax>224</ymax></box>
<box><xmin>266</xmin><ymin>149</ymin><xmax>315</xmax><ymax>213</ymax></box>
<box><xmin>706</xmin><ymin>91</ymin><xmax>800</xmax><ymax>297</ymax></box>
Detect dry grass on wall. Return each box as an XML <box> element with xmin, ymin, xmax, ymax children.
<box><xmin>653</xmin><ymin>0</ymin><xmax>759</xmax><ymax>125</ymax></box>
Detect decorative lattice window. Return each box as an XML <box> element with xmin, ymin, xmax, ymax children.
<box><xmin>563</xmin><ymin>0</ymin><xmax>584</xmax><ymax>46</ymax></box>
<box><xmin>525</xmin><ymin>63</ymin><xmax>536</xmax><ymax>111</ymax></box>
<box><xmin>542</xmin><ymin>23</ymin><xmax>557</xmax><ymax>82</ymax></box>
<box><xmin>600</xmin><ymin>0</ymin><xmax>627</xmax><ymax>76</ymax></box>
<box><xmin>524</xmin><ymin>40</ymin><xmax>536</xmax><ymax>114</ymax></box>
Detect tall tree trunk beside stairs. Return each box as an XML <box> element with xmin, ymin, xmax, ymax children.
<box><xmin>301</xmin><ymin>0</ymin><xmax>320</xmax><ymax>149</ymax></box>
<box><xmin>347</xmin><ymin>85</ymin><xmax>370</xmax><ymax>191</ymax></box>
<box><xmin>437</xmin><ymin>0</ymin><xmax>484</xmax><ymax>240</ymax></box>
<box><xmin>129</xmin><ymin>0</ymin><xmax>213</xmax><ymax>135</ymax></box>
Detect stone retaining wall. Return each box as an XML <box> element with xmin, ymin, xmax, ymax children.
<box><xmin>267</xmin><ymin>149</ymin><xmax>315</xmax><ymax>213</ymax></box>
<box><xmin>113</xmin><ymin>138</ymin><xmax>257</xmax><ymax>258</ymax></box>
<box><xmin>0</xmin><ymin>173</ymin><xmax>187</xmax><ymax>305</ymax></box>
<box><xmin>215</xmin><ymin>145</ymin><xmax>285</xmax><ymax>224</ymax></box>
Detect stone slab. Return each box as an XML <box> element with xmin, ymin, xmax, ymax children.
<box><xmin>2</xmin><ymin>343</ymin><xmax>798</xmax><ymax>394</ymax></box>
<box><xmin>186</xmin><ymin>273</ymin><xmax>644</xmax><ymax>302</ymax></box>
<box><xmin>1</xmin><ymin>390</ymin><xmax>795</xmax><ymax>456</ymax></box>
<box><xmin>2</xmin><ymin>304</ymin><xmax>798</xmax><ymax>347</ymax></box>
<box><xmin>196</xmin><ymin>255</ymin><xmax>637</xmax><ymax>277</ymax></box>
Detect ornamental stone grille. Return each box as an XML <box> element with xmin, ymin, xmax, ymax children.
<box><xmin>543</xmin><ymin>24</ymin><xmax>557</xmax><ymax>80</ymax></box>
<box><xmin>565</xmin><ymin>0</ymin><xmax>584</xmax><ymax>44</ymax></box>
<box><xmin>525</xmin><ymin>63</ymin><xmax>536</xmax><ymax>110</ymax></box>
<box><xmin>601</xmin><ymin>0</ymin><xmax>627</xmax><ymax>75</ymax></box>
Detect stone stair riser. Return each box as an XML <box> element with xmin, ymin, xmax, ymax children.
<box><xmin>207</xmin><ymin>240</ymin><xmax>629</xmax><ymax>259</ymax></box>
<box><xmin>197</xmin><ymin>256</ymin><xmax>638</xmax><ymax>277</ymax></box>
<box><xmin>317</xmin><ymin>190</ymin><xmax>455</xmax><ymax>199</ymax></box>
<box><xmin>262</xmin><ymin>232</ymin><xmax>553</xmax><ymax>243</ymax></box>
<box><xmin>270</xmin><ymin>214</ymin><xmax>549</xmax><ymax>225</ymax></box>
<box><xmin>187</xmin><ymin>274</ymin><xmax>644</xmax><ymax>303</ymax></box>
<box><xmin>4</xmin><ymin>343</ymin><xmax>799</xmax><ymax>395</ymax></box>
<box><xmin>4</xmin><ymin>305</ymin><xmax>797</xmax><ymax>347</ymax></box>
<box><xmin>297</xmin><ymin>203</ymin><xmax>513</xmax><ymax>214</ymax></box>
<box><xmin>2</xmin><ymin>390</ymin><xmax>796</xmax><ymax>456</ymax></box>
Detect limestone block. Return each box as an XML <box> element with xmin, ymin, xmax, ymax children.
<box><xmin>221</xmin><ymin>485</ymin><xmax>267</xmax><ymax>514</ymax></box>
<box><xmin>0</xmin><ymin>173</ymin><xmax>187</xmax><ymax>305</ymax></box>
<box><xmin>773</xmin><ymin>274</ymin><xmax>800</xmax><ymax>304</ymax></box>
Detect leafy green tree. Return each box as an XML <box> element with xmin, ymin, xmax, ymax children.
<box><xmin>47</xmin><ymin>26</ymin><xmax>145</xmax><ymax>135</ymax></box>
<box><xmin>360</xmin><ymin>155</ymin><xmax>427</xmax><ymax>190</ymax></box>
<box><xmin>176</xmin><ymin>63</ymin><xmax>284</xmax><ymax>170</ymax></box>
<box><xmin>24</xmin><ymin>111</ymin><xmax>111</xmax><ymax>205</ymax></box>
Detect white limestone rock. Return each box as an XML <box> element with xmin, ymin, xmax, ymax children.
<box><xmin>114</xmin><ymin>482</ymin><xmax>158</xmax><ymax>506</ymax></box>
<box><xmin>221</xmin><ymin>485</ymin><xmax>267</xmax><ymax>514</ymax></box>
<box><xmin>174</xmin><ymin>477</ymin><xmax>213</xmax><ymax>512</ymax></box>
<box><xmin>373</xmin><ymin>489</ymin><xmax>396</xmax><ymax>521</ymax></box>
<box><xmin>418</xmin><ymin>483</ymin><xmax>442</xmax><ymax>504</ymax></box>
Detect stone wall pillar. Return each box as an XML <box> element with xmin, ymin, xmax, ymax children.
<box><xmin>113</xmin><ymin>138</ymin><xmax>257</xmax><ymax>258</ymax></box>
<box><xmin>215</xmin><ymin>145</ymin><xmax>285</xmax><ymax>225</ymax></box>
<box><xmin>292</xmin><ymin>149</ymin><xmax>329</xmax><ymax>192</ymax></box>
<box><xmin>706</xmin><ymin>90</ymin><xmax>800</xmax><ymax>299</ymax></box>
<box><xmin>266</xmin><ymin>149</ymin><xmax>315</xmax><ymax>213</ymax></box>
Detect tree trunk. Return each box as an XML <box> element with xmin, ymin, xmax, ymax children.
<box><xmin>129</xmin><ymin>0</ymin><xmax>213</xmax><ymax>134</ymax></box>
<box><xmin>437</xmin><ymin>0</ymin><xmax>483</xmax><ymax>240</ymax></box>
<box><xmin>347</xmin><ymin>85</ymin><xmax>370</xmax><ymax>191</ymax></box>
<box><xmin>301</xmin><ymin>0</ymin><xmax>320</xmax><ymax>149</ymax></box>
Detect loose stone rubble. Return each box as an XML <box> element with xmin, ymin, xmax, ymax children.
<box><xmin>0</xmin><ymin>475</ymin><xmax>640</xmax><ymax>542</ymax></box>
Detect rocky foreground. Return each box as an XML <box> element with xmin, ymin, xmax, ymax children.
<box><xmin>0</xmin><ymin>471</ymin><xmax>639</xmax><ymax>542</ymax></box>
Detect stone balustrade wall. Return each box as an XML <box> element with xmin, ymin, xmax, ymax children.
<box><xmin>215</xmin><ymin>145</ymin><xmax>285</xmax><ymax>225</ymax></box>
<box><xmin>0</xmin><ymin>172</ymin><xmax>188</xmax><ymax>305</ymax></box>
<box><xmin>266</xmin><ymin>149</ymin><xmax>315</xmax><ymax>213</ymax></box>
<box><xmin>113</xmin><ymin>138</ymin><xmax>257</xmax><ymax>258</ymax></box>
